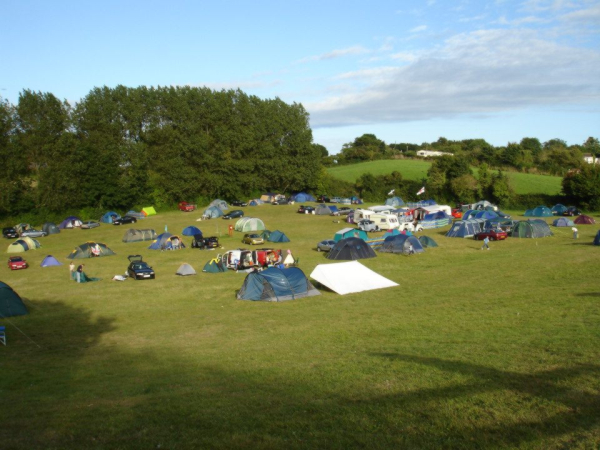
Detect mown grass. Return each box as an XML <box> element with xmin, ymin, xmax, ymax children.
<box><xmin>1</xmin><ymin>206</ymin><xmax>599</xmax><ymax>449</ymax></box>
<box><xmin>327</xmin><ymin>160</ymin><xmax>564</xmax><ymax>195</ymax></box>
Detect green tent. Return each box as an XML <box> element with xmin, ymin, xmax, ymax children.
<box><xmin>142</xmin><ymin>206</ymin><xmax>157</xmax><ymax>216</ymax></box>
<box><xmin>0</xmin><ymin>281</ymin><xmax>28</xmax><ymax>317</ymax></box>
<box><xmin>67</xmin><ymin>242</ymin><xmax>116</xmax><ymax>259</ymax></box>
<box><xmin>511</xmin><ymin>220</ymin><xmax>553</xmax><ymax>238</ymax></box>
<box><xmin>203</xmin><ymin>256</ymin><xmax>227</xmax><ymax>273</ymax></box>
<box><xmin>418</xmin><ymin>236</ymin><xmax>438</xmax><ymax>248</ymax></box>
<box><xmin>234</xmin><ymin>217</ymin><xmax>266</xmax><ymax>232</ymax></box>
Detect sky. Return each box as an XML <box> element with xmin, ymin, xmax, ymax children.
<box><xmin>2</xmin><ymin>0</ymin><xmax>599</xmax><ymax>154</ymax></box>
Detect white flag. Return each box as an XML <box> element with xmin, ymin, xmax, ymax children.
<box><xmin>416</xmin><ymin>186</ymin><xmax>425</xmax><ymax>196</ymax></box>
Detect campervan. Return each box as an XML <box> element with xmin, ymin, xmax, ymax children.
<box><xmin>370</xmin><ymin>213</ymin><xmax>400</xmax><ymax>230</ymax></box>
<box><xmin>368</xmin><ymin>205</ymin><xmax>394</xmax><ymax>214</ymax></box>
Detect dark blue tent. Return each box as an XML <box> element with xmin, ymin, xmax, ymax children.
<box><xmin>446</xmin><ymin>219</ymin><xmax>485</xmax><ymax>238</ymax></box>
<box><xmin>552</xmin><ymin>217</ymin><xmax>574</xmax><ymax>227</ymax></box>
<box><xmin>237</xmin><ymin>267</ymin><xmax>320</xmax><ymax>301</ymax></box>
<box><xmin>148</xmin><ymin>233</ymin><xmax>185</xmax><ymax>250</ymax></box>
<box><xmin>268</xmin><ymin>230</ymin><xmax>290</xmax><ymax>243</ymax></box>
<box><xmin>182</xmin><ymin>226</ymin><xmax>202</xmax><ymax>236</ymax></box>
<box><xmin>0</xmin><ymin>281</ymin><xmax>28</xmax><ymax>318</ymax></box>
<box><xmin>594</xmin><ymin>230</ymin><xmax>600</xmax><ymax>246</ymax></box>
<box><xmin>379</xmin><ymin>235</ymin><xmax>424</xmax><ymax>254</ymax></box>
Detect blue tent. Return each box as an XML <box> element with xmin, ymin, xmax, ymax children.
<box><xmin>148</xmin><ymin>232</ymin><xmax>185</xmax><ymax>250</ymax></box>
<box><xmin>292</xmin><ymin>192</ymin><xmax>316</xmax><ymax>202</ymax></box>
<box><xmin>41</xmin><ymin>255</ymin><xmax>62</xmax><ymax>267</ymax></box>
<box><xmin>385</xmin><ymin>196</ymin><xmax>405</xmax><ymax>207</ymax></box>
<box><xmin>101</xmin><ymin>211</ymin><xmax>121</xmax><ymax>224</ymax></box>
<box><xmin>329</xmin><ymin>205</ymin><xmax>339</xmax><ymax>214</ymax></box>
<box><xmin>421</xmin><ymin>210</ymin><xmax>453</xmax><ymax>229</ymax></box>
<box><xmin>203</xmin><ymin>206</ymin><xmax>224</xmax><ymax>218</ymax></box>
<box><xmin>182</xmin><ymin>226</ymin><xmax>202</xmax><ymax>236</ymax></box>
<box><xmin>524</xmin><ymin>206</ymin><xmax>553</xmax><ymax>217</ymax></box>
<box><xmin>446</xmin><ymin>219</ymin><xmax>485</xmax><ymax>238</ymax></box>
<box><xmin>0</xmin><ymin>281</ymin><xmax>28</xmax><ymax>318</ymax></box>
<box><xmin>551</xmin><ymin>204</ymin><xmax>568</xmax><ymax>215</ymax></box>
<box><xmin>594</xmin><ymin>230</ymin><xmax>600</xmax><ymax>246</ymax></box>
<box><xmin>379</xmin><ymin>235</ymin><xmax>424</xmax><ymax>254</ymax></box>
<box><xmin>268</xmin><ymin>230</ymin><xmax>290</xmax><ymax>243</ymax></box>
<box><xmin>552</xmin><ymin>217</ymin><xmax>574</xmax><ymax>227</ymax></box>
<box><xmin>463</xmin><ymin>209</ymin><xmax>497</xmax><ymax>220</ymax></box>
<box><xmin>334</xmin><ymin>228</ymin><xmax>368</xmax><ymax>242</ymax></box>
<box><xmin>351</xmin><ymin>196</ymin><xmax>363</xmax><ymax>204</ymax></box>
<box><xmin>237</xmin><ymin>267</ymin><xmax>320</xmax><ymax>301</ymax></box>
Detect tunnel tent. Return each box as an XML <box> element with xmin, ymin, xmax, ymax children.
<box><xmin>7</xmin><ymin>240</ymin><xmax>31</xmax><ymax>253</ymax></box>
<box><xmin>0</xmin><ymin>281</ymin><xmax>28</xmax><ymax>318</ymax></box>
<box><xmin>334</xmin><ymin>228</ymin><xmax>368</xmax><ymax>242</ymax></box>
<box><xmin>511</xmin><ymin>220</ymin><xmax>553</xmax><ymax>238</ymax></box>
<box><xmin>122</xmin><ymin>229</ymin><xmax>157</xmax><ymax>243</ymax></box>
<box><xmin>379</xmin><ymin>235</ymin><xmax>424</xmax><ymax>255</ymax></box>
<box><xmin>237</xmin><ymin>267</ymin><xmax>320</xmax><ymax>302</ymax></box>
<box><xmin>234</xmin><ymin>217</ymin><xmax>265</xmax><ymax>232</ymax></box>
<box><xmin>445</xmin><ymin>219</ymin><xmax>485</xmax><ymax>238</ymax></box>
<box><xmin>42</xmin><ymin>222</ymin><xmax>60</xmax><ymax>235</ymax></box>
<box><xmin>524</xmin><ymin>206</ymin><xmax>553</xmax><ymax>217</ymax></box>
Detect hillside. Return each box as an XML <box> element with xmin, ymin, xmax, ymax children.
<box><xmin>327</xmin><ymin>159</ymin><xmax>563</xmax><ymax>195</ymax></box>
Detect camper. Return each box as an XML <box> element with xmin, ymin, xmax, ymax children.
<box><xmin>368</xmin><ymin>205</ymin><xmax>394</xmax><ymax>214</ymax></box>
<box><xmin>369</xmin><ymin>213</ymin><xmax>400</xmax><ymax>230</ymax></box>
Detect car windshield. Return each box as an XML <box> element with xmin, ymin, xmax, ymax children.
<box><xmin>11</xmin><ymin>257</ymin><xmax>23</xmax><ymax>261</ymax></box>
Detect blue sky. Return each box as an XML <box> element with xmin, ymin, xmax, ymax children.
<box><xmin>2</xmin><ymin>0</ymin><xmax>599</xmax><ymax>153</ymax></box>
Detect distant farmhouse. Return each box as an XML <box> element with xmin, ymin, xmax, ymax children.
<box><xmin>417</xmin><ymin>150</ymin><xmax>453</xmax><ymax>158</ymax></box>
<box><xmin>583</xmin><ymin>153</ymin><xmax>599</xmax><ymax>164</ymax></box>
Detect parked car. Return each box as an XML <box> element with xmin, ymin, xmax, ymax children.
<box><xmin>563</xmin><ymin>206</ymin><xmax>582</xmax><ymax>217</ymax></box>
<box><xmin>317</xmin><ymin>195</ymin><xmax>330</xmax><ymax>203</ymax></box>
<box><xmin>231</xmin><ymin>200</ymin><xmax>248</xmax><ymax>207</ymax></box>
<box><xmin>127</xmin><ymin>255</ymin><xmax>155</xmax><ymax>280</ymax></box>
<box><xmin>113</xmin><ymin>216</ymin><xmax>137</xmax><ymax>225</ymax></box>
<box><xmin>330</xmin><ymin>197</ymin><xmax>341</xmax><ymax>203</ymax></box>
<box><xmin>242</xmin><ymin>233</ymin><xmax>264</xmax><ymax>245</ymax></box>
<box><xmin>451</xmin><ymin>208</ymin><xmax>463</xmax><ymax>218</ymax></box>
<box><xmin>297</xmin><ymin>205</ymin><xmax>315</xmax><ymax>214</ymax></box>
<box><xmin>316</xmin><ymin>240</ymin><xmax>336</xmax><ymax>252</ymax></box>
<box><xmin>474</xmin><ymin>229</ymin><xmax>508</xmax><ymax>241</ymax></box>
<box><xmin>178</xmin><ymin>201</ymin><xmax>196</xmax><ymax>212</ymax></box>
<box><xmin>338</xmin><ymin>207</ymin><xmax>354</xmax><ymax>215</ymax></box>
<box><xmin>358</xmin><ymin>219</ymin><xmax>379</xmax><ymax>232</ymax></box>
<box><xmin>81</xmin><ymin>220</ymin><xmax>100</xmax><ymax>229</ymax></box>
<box><xmin>398</xmin><ymin>221</ymin><xmax>424</xmax><ymax>233</ymax></box>
<box><xmin>20</xmin><ymin>229</ymin><xmax>47</xmax><ymax>238</ymax></box>
<box><xmin>192</xmin><ymin>235</ymin><xmax>219</xmax><ymax>249</ymax></box>
<box><xmin>222</xmin><ymin>210</ymin><xmax>244</xmax><ymax>220</ymax></box>
<box><xmin>8</xmin><ymin>256</ymin><xmax>28</xmax><ymax>270</ymax></box>
<box><xmin>2</xmin><ymin>227</ymin><xmax>19</xmax><ymax>239</ymax></box>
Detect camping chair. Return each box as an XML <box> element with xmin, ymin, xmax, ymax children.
<box><xmin>0</xmin><ymin>326</ymin><xmax>6</xmax><ymax>345</ymax></box>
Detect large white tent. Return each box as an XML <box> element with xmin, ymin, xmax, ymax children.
<box><xmin>309</xmin><ymin>261</ymin><xmax>398</xmax><ymax>295</ymax></box>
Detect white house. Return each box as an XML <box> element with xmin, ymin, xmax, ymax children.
<box><xmin>417</xmin><ymin>150</ymin><xmax>453</xmax><ymax>157</ymax></box>
<box><xmin>583</xmin><ymin>153</ymin><xmax>599</xmax><ymax>164</ymax></box>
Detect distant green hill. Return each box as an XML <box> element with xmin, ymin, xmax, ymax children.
<box><xmin>327</xmin><ymin>159</ymin><xmax>563</xmax><ymax>195</ymax></box>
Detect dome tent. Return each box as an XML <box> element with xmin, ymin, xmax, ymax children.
<box><xmin>234</xmin><ymin>217</ymin><xmax>266</xmax><ymax>232</ymax></box>
<box><xmin>209</xmin><ymin>199</ymin><xmax>229</xmax><ymax>210</ymax></box>
<box><xmin>385</xmin><ymin>196</ymin><xmax>405</xmax><ymax>207</ymax></box>
<box><xmin>418</xmin><ymin>235</ymin><xmax>438</xmax><ymax>248</ymax></box>
<box><xmin>511</xmin><ymin>220</ymin><xmax>553</xmax><ymax>238</ymax></box>
<box><xmin>59</xmin><ymin>216</ymin><xmax>82</xmax><ymax>229</ymax></box>
<box><xmin>41</xmin><ymin>255</ymin><xmax>62</xmax><ymax>267</ymax></box>
<box><xmin>202</xmin><ymin>206</ymin><xmax>224</xmax><ymax>219</ymax></box>
<box><xmin>176</xmin><ymin>263</ymin><xmax>197</xmax><ymax>276</ymax></box>
<box><xmin>551</xmin><ymin>204</ymin><xmax>568</xmax><ymax>215</ymax></box>
<box><xmin>268</xmin><ymin>230</ymin><xmax>290</xmax><ymax>243</ymax></box>
<box><xmin>237</xmin><ymin>267</ymin><xmax>320</xmax><ymax>302</ymax></box>
<box><xmin>327</xmin><ymin>237</ymin><xmax>377</xmax><ymax>261</ymax></box>
<box><xmin>42</xmin><ymin>222</ymin><xmax>60</xmax><ymax>235</ymax></box>
<box><xmin>7</xmin><ymin>237</ymin><xmax>41</xmax><ymax>253</ymax></box>
<box><xmin>524</xmin><ymin>206</ymin><xmax>553</xmax><ymax>217</ymax></box>
<box><xmin>0</xmin><ymin>281</ymin><xmax>28</xmax><ymax>318</ymax></box>
<box><xmin>182</xmin><ymin>226</ymin><xmax>202</xmax><ymax>236</ymax></box>
<box><xmin>67</xmin><ymin>242</ymin><xmax>116</xmax><ymax>259</ymax></box>
<box><xmin>594</xmin><ymin>230</ymin><xmax>600</xmax><ymax>246</ymax></box>
<box><xmin>101</xmin><ymin>211</ymin><xmax>121</xmax><ymax>224</ymax></box>
<box><xmin>148</xmin><ymin>233</ymin><xmax>185</xmax><ymax>250</ymax></box>
<box><xmin>446</xmin><ymin>219</ymin><xmax>485</xmax><ymax>238</ymax></box>
<box><xmin>574</xmin><ymin>215</ymin><xmax>596</xmax><ymax>225</ymax></box>
<box><xmin>203</xmin><ymin>256</ymin><xmax>227</xmax><ymax>273</ymax></box>
<box><xmin>379</xmin><ymin>235</ymin><xmax>424</xmax><ymax>255</ymax></box>
<box><xmin>552</xmin><ymin>217</ymin><xmax>574</xmax><ymax>227</ymax></box>
<box><xmin>315</xmin><ymin>204</ymin><xmax>332</xmax><ymax>215</ymax></box>
<box><xmin>291</xmin><ymin>192</ymin><xmax>316</xmax><ymax>203</ymax></box>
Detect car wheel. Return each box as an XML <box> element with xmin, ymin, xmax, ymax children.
<box><xmin>317</xmin><ymin>247</ymin><xmax>321</xmax><ymax>252</ymax></box>
<box><xmin>375</xmin><ymin>226</ymin><xmax>379</xmax><ymax>231</ymax></box>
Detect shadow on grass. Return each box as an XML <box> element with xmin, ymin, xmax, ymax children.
<box><xmin>4</xmin><ymin>302</ymin><xmax>599</xmax><ymax>449</ymax></box>
<box><xmin>574</xmin><ymin>292</ymin><xmax>600</xmax><ymax>297</ymax></box>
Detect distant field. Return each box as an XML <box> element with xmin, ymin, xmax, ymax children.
<box><xmin>327</xmin><ymin>159</ymin><xmax>563</xmax><ymax>195</ymax></box>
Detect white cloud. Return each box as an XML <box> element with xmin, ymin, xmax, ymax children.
<box><xmin>410</xmin><ymin>25</ymin><xmax>428</xmax><ymax>33</ymax></box>
<box><xmin>559</xmin><ymin>3</ymin><xmax>600</xmax><ymax>24</ymax></box>
<box><xmin>296</xmin><ymin>46</ymin><xmax>369</xmax><ymax>64</ymax></box>
<box><xmin>306</xmin><ymin>28</ymin><xmax>600</xmax><ymax>128</ymax></box>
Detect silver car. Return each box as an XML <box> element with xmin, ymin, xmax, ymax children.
<box><xmin>81</xmin><ymin>220</ymin><xmax>101</xmax><ymax>229</ymax></box>
<box><xmin>20</xmin><ymin>229</ymin><xmax>47</xmax><ymax>238</ymax></box>
<box><xmin>317</xmin><ymin>239</ymin><xmax>336</xmax><ymax>252</ymax></box>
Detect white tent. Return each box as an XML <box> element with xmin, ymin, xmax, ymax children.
<box><xmin>310</xmin><ymin>261</ymin><xmax>398</xmax><ymax>295</ymax></box>
<box><xmin>176</xmin><ymin>263</ymin><xmax>197</xmax><ymax>276</ymax></box>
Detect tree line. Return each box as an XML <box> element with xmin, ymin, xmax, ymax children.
<box><xmin>0</xmin><ymin>86</ymin><xmax>322</xmax><ymax>220</ymax></box>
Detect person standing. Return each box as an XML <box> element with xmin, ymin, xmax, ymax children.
<box><xmin>76</xmin><ymin>264</ymin><xmax>84</xmax><ymax>283</ymax></box>
<box><xmin>481</xmin><ymin>236</ymin><xmax>490</xmax><ymax>250</ymax></box>
<box><xmin>69</xmin><ymin>261</ymin><xmax>75</xmax><ymax>280</ymax></box>
<box><xmin>572</xmin><ymin>227</ymin><xmax>578</xmax><ymax>239</ymax></box>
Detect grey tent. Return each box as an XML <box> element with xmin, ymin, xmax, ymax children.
<box><xmin>42</xmin><ymin>222</ymin><xmax>60</xmax><ymax>235</ymax></box>
<box><xmin>315</xmin><ymin>204</ymin><xmax>332</xmax><ymax>215</ymax></box>
<box><xmin>379</xmin><ymin>235</ymin><xmax>424</xmax><ymax>255</ymax></box>
<box><xmin>176</xmin><ymin>263</ymin><xmax>197</xmax><ymax>276</ymax></box>
<box><xmin>327</xmin><ymin>237</ymin><xmax>377</xmax><ymax>261</ymax></box>
<box><xmin>122</xmin><ymin>229</ymin><xmax>158</xmax><ymax>243</ymax></box>
<box><xmin>511</xmin><ymin>220</ymin><xmax>553</xmax><ymax>238</ymax></box>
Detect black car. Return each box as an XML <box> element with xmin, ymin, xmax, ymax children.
<box><xmin>191</xmin><ymin>235</ymin><xmax>219</xmax><ymax>249</ymax></box>
<box><xmin>231</xmin><ymin>200</ymin><xmax>248</xmax><ymax>207</ymax></box>
<box><xmin>317</xmin><ymin>195</ymin><xmax>330</xmax><ymax>203</ymax></box>
<box><xmin>2</xmin><ymin>227</ymin><xmax>19</xmax><ymax>239</ymax></box>
<box><xmin>113</xmin><ymin>215</ymin><xmax>137</xmax><ymax>225</ymax></box>
<box><xmin>563</xmin><ymin>206</ymin><xmax>582</xmax><ymax>217</ymax></box>
<box><xmin>222</xmin><ymin>210</ymin><xmax>244</xmax><ymax>220</ymax></box>
<box><xmin>297</xmin><ymin>205</ymin><xmax>315</xmax><ymax>214</ymax></box>
<box><xmin>127</xmin><ymin>255</ymin><xmax>155</xmax><ymax>280</ymax></box>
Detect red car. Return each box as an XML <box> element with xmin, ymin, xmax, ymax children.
<box><xmin>451</xmin><ymin>208</ymin><xmax>463</xmax><ymax>219</ymax></box>
<box><xmin>8</xmin><ymin>256</ymin><xmax>28</xmax><ymax>270</ymax></box>
<box><xmin>178</xmin><ymin>202</ymin><xmax>196</xmax><ymax>212</ymax></box>
<box><xmin>474</xmin><ymin>229</ymin><xmax>508</xmax><ymax>241</ymax></box>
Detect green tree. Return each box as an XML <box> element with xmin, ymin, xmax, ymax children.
<box><xmin>562</xmin><ymin>165</ymin><xmax>600</xmax><ymax>210</ymax></box>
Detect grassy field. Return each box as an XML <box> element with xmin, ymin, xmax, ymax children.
<box><xmin>327</xmin><ymin>160</ymin><xmax>564</xmax><ymax>195</ymax></box>
<box><xmin>1</xmin><ymin>205</ymin><xmax>599</xmax><ymax>449</ymax></box>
